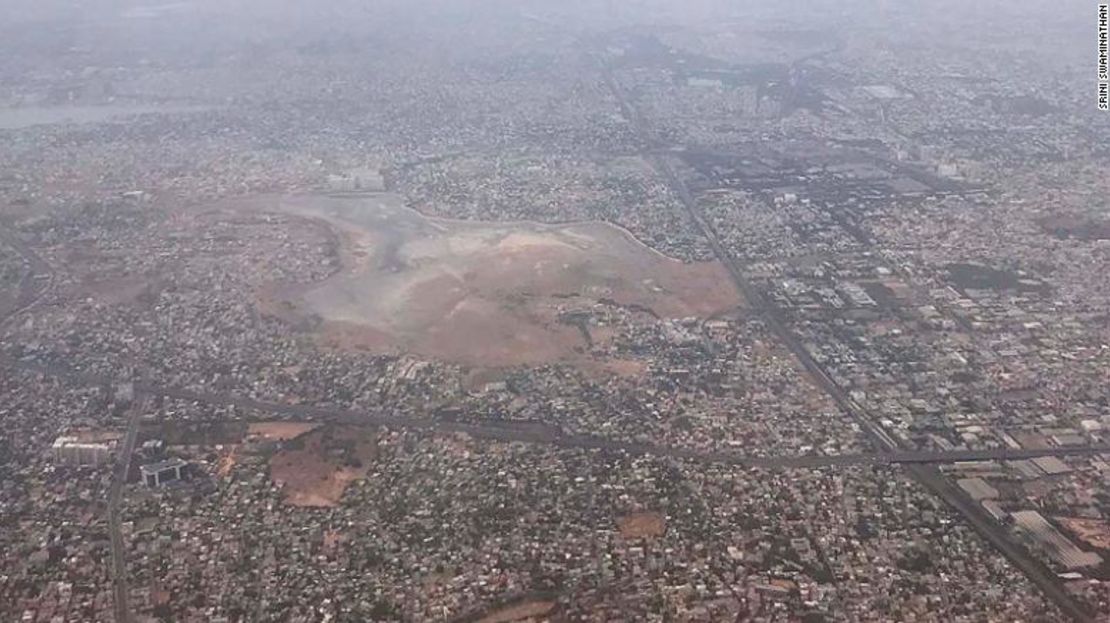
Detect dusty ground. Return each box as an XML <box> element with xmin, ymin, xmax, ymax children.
<box><xmin>215</xmin><ymin>445</ymin><xmax>238</xmax><ymax>479</ymax></box>
<box><xmin>617</xmin><ymin>511</ymin><xmax>666</xmax><ymax>540</ymax></box>
<box><xmin>322</xmin><ymin>529</ymin><xmax>345</xmax><ymax>554</ymax></box>
<box><xmin>475</xmin><ymin>600</ymin><xmax>557</xmax><ymax>623</ymax></box>
<box><xmin>268</xmin><ymin>425</ymin><xmax>377</xmax><ymax>507</ymax></box>
<box><xmin>248</xmin><ymin>421</ymin><xmax>320</xmax><ymax>441</ymax></box>
<box><xmin>219</xmin><ymin>193</ymin><xmax>742</xmax><ymax>369</ymax></box>
<box><xmin>1057</xmin><ymin>517</ymin><xmax>1110</xmax><ymax>550</ymax></box>
<box><xmin>69</xmin><ymin>429</ymin><xmax>125</xmax><ymax>443</ymax></box>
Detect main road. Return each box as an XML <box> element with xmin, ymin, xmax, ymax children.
<box><xmin>106</xmin><ymin>395</ymin><xmax>147</xmax><ymax>623</ymax></box>
<box><xmin>4</xmin><ymin>353</ymin><xmax>1108</xmax><ymax>469</ymax></box>
<box><xmin>0</xmin><ymin>220</ymin><xmax>54</xmax><ymax>324</ymax></box>
<box><xmin>0</xmin><ymin>222</ymin><xmax>140</xmax><ymax>623</ymax></box>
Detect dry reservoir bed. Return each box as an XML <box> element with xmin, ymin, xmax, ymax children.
<box><xmin>218</xmin><ymin>193</ymin><xmax>741</xmax><ymax>368</ymax></box>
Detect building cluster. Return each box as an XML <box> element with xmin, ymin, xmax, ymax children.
<box><xmin>615</xmin><ymin>22</ymin><xmax>1110</xmax><ymax>612</ymax></box>
<box><xmin>392</xmin><ymin>154</ymin><xmax>713</xmax><ymax>262</ymax></box>
<box><xmin>943</xmin><ymin>454</ymin><xmax>1110</xmax><ymax>612</ymax></box>
<box><xmin>1</xmin><ymin>0</ymin><xmax>1107</xmax><ymax>621</ymax></box>
<box><xmin>117</xmin><ymin>429</ymin><xmax>1062</xmax><ymax>622</ymax></box>
<box><xmin>0</xmin><ymin>370</ymin><xmax>123</xmax><ymax>622</ymax></box>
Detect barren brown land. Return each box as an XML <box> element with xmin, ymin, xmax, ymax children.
<box><xmin>268</xmin><ymin>425</ymin><xmax>378</xmax><ymax>507</ymax></box>
<box><xmin>1057</xmin><ymin>517</ymin><xmax>1110</xmax><ymax>551</ymax></box>
<box><xmin>218</xmin><ymin>193</ymin><xmax>741</xmax><ymax>368</ymax></box>
<box><xmin>474</xmin><ymin>599</ymin><xmax>557</xmax><ymax>623</ymax></box>
<box><xmin>617</xmin><ymin>511</ymin><xmax>667</xmax><ymax>540</ymax></box>
<box><xmin>248</xmin><ymin>421</ymin><xmax>320</xmax><ymax>442</ymax></box>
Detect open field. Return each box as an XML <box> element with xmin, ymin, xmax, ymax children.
<box><xmin>474</xmin><ymin>599</ymin><xmax>556</xmax><ymax>623</ymax></box>
<box><xmin>268</xmin><ymin>425</ymin><xmax>378</xmax><ymax>507</ymax></box>
<box><xmin>1057</xmin><ymin>517</ymin><xmax>1110</xmax><ymax>551</ymax></box>
<box><xmin>617</xmin><ymin>511</ymin><xmax>666</xmax><ymax>540</ymax></box>
<box><xmin>219</xmin><ymin>193</ymin><xmax>741</xmax><ymax>368</ymax></box>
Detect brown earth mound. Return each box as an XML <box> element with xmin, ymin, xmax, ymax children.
<box><xmin>223</xmin><ymin>194</ymin><xmax>742</xmax><ymax>369</ymax></box>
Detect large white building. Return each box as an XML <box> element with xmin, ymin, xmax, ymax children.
<box><xmin>51</xmin><ymin>436</ymin><xmax>116</xmax><ymax>467</ymax></box>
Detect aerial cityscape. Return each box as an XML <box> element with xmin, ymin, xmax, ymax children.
<box><xmin>1</xmin><ymin>0</ymin><xmax>1109</xmax><ymax>621</ymax></box>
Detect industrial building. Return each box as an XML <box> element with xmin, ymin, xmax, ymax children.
<box><xmin>1011</xmin><ymin>510</ymin><xmax>1103</xmax><ymax>570</ymax></box>
<box><xmin>141</xmin><ymin>458</ymin><xmax>189</xmax><ymax>488</ymax></box>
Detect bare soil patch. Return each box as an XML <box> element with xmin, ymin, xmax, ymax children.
<box><xmin>322</xmin><ymin>529</ymin><xmax>345</xmax><ymax>554</ymax></box>
<box><xmin>221</xmin><ymin>194</ymin><xmax>742</xmax><ymax>369</ymax></box>
<box><xmin>1057</xmin><ymin>517</ymin><xmax>1110</xmax><ymax>550</ymax></box>
<box><xmin>216</xmin><ymin>445</ymin><xmax>239</xmax><ymax>479</ymax></box>
<box><xmin>248</xmin><ymin>421</ymin><xmax>320</xmax><ymax>441</ymax></box>
<box><xmin>475</xmin><ymin>600</ymin><xmax>557</xmax><ymax>623</ymax></box>
<box><xmin>598</xmin><ymin>358</ymin><xmax>649</xmax><ymax>377</ymax></box>
<box><xmin>268</xmin><ymin>425</ymin><xmax>377</xmax><ymax>507</ymax></box>
<box><xmin>69</xmin><ymin>429</ymin><xmax>125</xmax><ymax>443</ymax></box>
<box><xmin>617</xmin><ymin>511</ymin><xmax>666</xmax><ymax>539</ymax></box>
